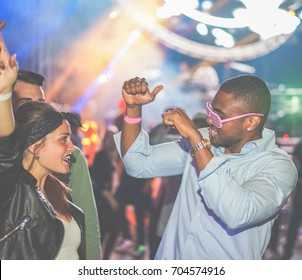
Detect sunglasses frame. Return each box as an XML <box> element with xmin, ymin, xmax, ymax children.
<box><xmin>206</xmin><ymin>102</ymin><xmax>264</xmax><ymax>128</ymax></box>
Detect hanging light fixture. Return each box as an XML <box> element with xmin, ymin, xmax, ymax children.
<box><xmin>116</xmin><ymin>0</ymin><xmax>301</xmax><ymax>62</ymax></box>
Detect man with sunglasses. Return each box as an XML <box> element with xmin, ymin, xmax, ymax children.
<box><xmin>114</xmin><ymin>75</ymin><xmax>298</xmax><ymax>259</ymax></box>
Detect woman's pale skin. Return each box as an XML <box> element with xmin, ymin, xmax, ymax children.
<box><xmin>23</xmin><ymin>120</ymin><xmax>76</xmax><ymax>193</ymax></box>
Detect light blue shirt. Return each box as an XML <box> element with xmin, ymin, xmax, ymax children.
<box><xmin>114</xmin><ymin>128</ymin><xmax>298</xmax><ymax>259</ymax></box>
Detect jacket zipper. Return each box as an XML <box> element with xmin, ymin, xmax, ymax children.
<box><xmin>0</xmin><ymin>217</ymin><xmax>30</xmax><ymax>242</ymax></box>
<box><xmin>35</xmin><ymin>187</ymin><xmax>59</xmax><ymax>219</ymax></box>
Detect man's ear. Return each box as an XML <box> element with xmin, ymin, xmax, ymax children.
<box><xmin>246</xmin><ymin>116</ymin><xmax>261</xmax><ymax>132</ymax></box>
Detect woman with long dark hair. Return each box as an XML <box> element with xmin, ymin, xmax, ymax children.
<box><xmin>0</xmin><ymin>23</ymin><xmax>85</xmax><ymax>259</ymax></box>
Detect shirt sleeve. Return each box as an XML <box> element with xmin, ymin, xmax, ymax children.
<box><xmin>113</xmin><ymin>130</ymin><xmax>189</xmax><ymax>178</ymax></box>
<box><xmin>198</xmin><ymin>153</ymin><xmax>298</xmax><ymax>230</ymax></box>
<box><xmin>68</xmin><ymin>147</ymin><xmax>101</xmax><ymax>260</ymax></box>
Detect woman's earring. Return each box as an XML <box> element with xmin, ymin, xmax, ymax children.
<box><xmin>34</xmin><ymin>153</ymin><xmax>40</xmax><ymax>160</ymax></box>
<box><xmin>247</xmin><ymin>127</ymin><xmax>251</xmax><ymax>132</ymax></box>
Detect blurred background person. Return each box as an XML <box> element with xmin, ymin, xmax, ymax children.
<box><xmin>89</xmin><ymin>126</ymin><xmax>120</xmax><ymax>260</ymax></box>
<box><xmin>114</xmin><ymin>170</ymin><xmax>151</xmax><ymax>258</ymax></box>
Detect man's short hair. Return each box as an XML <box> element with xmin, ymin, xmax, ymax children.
<box><xmin>17</xmin><ymin>69</ymin><xmax>45</xmax><ymax>87</ymax></box>
<box><xmin>220</xmin><ymin>74</ymin><xmax>271</xmax><ymax>115</ymax></box>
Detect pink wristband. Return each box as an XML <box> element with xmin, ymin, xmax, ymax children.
<box><xmin>124</xmin><ymin>115</ymin><xmax>141</xmax><ymax>124</ymax></box>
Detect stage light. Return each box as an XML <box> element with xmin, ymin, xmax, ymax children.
<box><xmin>291</xmin><ymin>96</ymin><xmax>300</xmax><ymax>113</ymax></box>
<box><xmin>81</xmin><ymin>137</ymin><xmax>91</xmax><ymax>146</ymax></box>
<box><xmin>81</xmin><ymin>122</ymin><xmax>90</xmax><ymax>132</ymax></box>
<box><xmin>80</xmin><ymin>120</ymin><xmax>100</xmax><ymax>166</ymax></box>
<box><xmin>212</xmin><ymin>28</ymin><xmax>235</xmax><ymax>48</ymax></box>
<box><xmin>233</xmin><ymin>7</ymin><xmax>300</xmax><ymax>39</ymax></box>
<box><xmin>90</xmin><ymin>133</ymin><xmax>100</xmax><ymax>144</ymax></box>
<box><xmin>196</xmin><ymin>23</ymin><xmax>208</xmax><ymax>36</ymax></box>
<box><xmin>71</xmin><ymin>28</ymin><xmax>141</xmax><ymax>113</ymax></box>
<box><xmin>201</xmin><ymin>1</ymin><xmax>213</xmax><ymax>11</ymax></box>
<box><xmin>116</xmin><ymin>0</ymin><xmax>300</xmax><ymax>61</ymax></box>
<box><xmin>97</xmin><ymin>74</ymin><xmax>108</xmax><ymax>84</ymax></box>
<box><xmin>109</xmin><ymin>10</ymin><xmax>119</xmax><ymax>19</ymax></box>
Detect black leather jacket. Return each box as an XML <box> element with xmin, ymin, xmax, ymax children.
<box><xmin>0</xmin><ymin>132</ymin><xmax>86</xmax><ymax>260</ymax></box>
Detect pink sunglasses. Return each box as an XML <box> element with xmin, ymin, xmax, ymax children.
<box><xmin>206</xmin><ymin>102</ymin><xmax>264</xmax><ymax>128</ymax></box>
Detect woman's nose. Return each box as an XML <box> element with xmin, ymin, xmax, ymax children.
<box><xmin>68</xmin><ymin>141</ymin><xmax>76</xmax><ymax>153</ymax></box>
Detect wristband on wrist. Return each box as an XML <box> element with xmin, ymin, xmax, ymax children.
<box><xmin>124</xmin><ymin>115</ymin><xmax>141</xmax><ymax>124</ymax></box>
<box><xmin>0</xmin><ymin>91</ymin><xmax>12</xmax><ymax>101</ymax></box>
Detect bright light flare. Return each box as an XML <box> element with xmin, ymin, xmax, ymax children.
<box><xmin>196</xmin><ymin>23</ymin><xmax>208</xmax><ymax>36</ymax></box>
<box><xmin>234</xmin><ymin>7</ymin><xmax>301</xmax><ymax>39</ymax></box>
<box><xmin>212</xmin><ymin>28</ymin><xmax>235</xmax><ymax>48</ymax></box>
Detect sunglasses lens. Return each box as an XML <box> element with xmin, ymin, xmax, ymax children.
<box><xmin>210</xmin><ymin>114</ymin><xmax>222</xmax><ymax>128</ymax></box>
<box><xmin>206</xmin><ymin>103</ymin><xmax>222</xmax><ymax>128</ymax></box>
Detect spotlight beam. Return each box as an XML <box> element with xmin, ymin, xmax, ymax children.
<box><xmin>71</xmin><ymin>29</ymin><xmax>141</xmax><ymax>113</ymax></box>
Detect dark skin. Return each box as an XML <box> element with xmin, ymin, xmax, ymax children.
<box><xmin>121</xmin><ymin>77</ymin><xmax>263</xmax><ymax>172</ymax></box>
<box><xmin>209</xmin><ymin>91</ymin><xmax>263</xmax><ymax>154</ymax></box>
